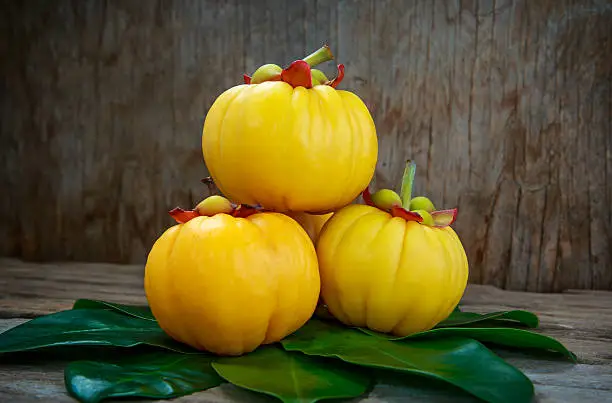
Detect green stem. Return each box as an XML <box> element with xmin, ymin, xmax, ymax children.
<box><xmin>400</xmin><ymin>160</ymin><xmax>416</xmax><ymax>208</ymax></box>
<box><xmin>302</xmin><ymin>45</ymin><xmax>334</xmax><ymax>67</ymax></box>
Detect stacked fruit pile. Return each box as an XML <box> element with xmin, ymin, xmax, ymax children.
<box><xmin>0</xmin><ymin>45</ymin><xmax>575</xmax><ymax>403</ymax></box>
<box><xmin>144</xmin><ymin>44</ymin><xmax>469</xmax><ymax>356</ymax></box>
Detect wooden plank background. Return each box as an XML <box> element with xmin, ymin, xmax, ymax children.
<box><xmin>0</xmin><ymin>0</ymin><xmax>610</xmax><ymax>292</ymax></box>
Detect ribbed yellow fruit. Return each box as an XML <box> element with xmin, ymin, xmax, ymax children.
<box><xmin>144</xmin><ymin>212</ymin><xmax>320</xmax><ymax>356</ymax></box>
<box><xmin>316</xmin><ymin>204</ymin><xmax>469</xmax><ymax>336</ymax></box>
<box><xmin>201</xmin><ymin>81</ymin><xmax>377</xmax><ymax>213</ymax></box>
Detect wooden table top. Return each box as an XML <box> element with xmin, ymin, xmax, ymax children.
<box><xmin>1</xmin><ymin>257</ymin><xmax>611</xmax><ymax>402</ymax></box>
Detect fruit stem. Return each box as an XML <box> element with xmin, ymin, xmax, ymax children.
<box><xmin>201</xmin><ymin>176</ymin><xmax>218</xmax><ymax>196</ymax></box>
<box><xmin>400</xmin><ymin>160</ymin><xmax>416</xmax><ymax>208</ymax></box>
<box><xmin>302</xmin><ymin>45</ymin><xmax>334</xmax><ymax>68</ymax></box>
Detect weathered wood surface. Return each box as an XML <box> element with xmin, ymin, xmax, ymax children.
<box><xmin>0</xmin><ymin>258</ymin><xmax>611</xmax><ymax>402</ymax></box>
<box><xmin>1</xmin><ymin>0</ymin><xmax>611</xmax><ymax>293</ymax></box>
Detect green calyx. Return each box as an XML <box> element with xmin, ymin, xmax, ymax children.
<box><xmin>371</xmin><ymin>189</ymin><xmax>402</xmax><ymax>210</ymax></box>
<box><xmin>311</xmin><ymin>69</ymin><xmax>329</xmax><ymax>86</ymax></box>
<box><xmin>247</xmin><ymin>45</ymin><xmax>335</xmax><ymax>87</ymax></box>
<box><xmin>195</xmin><ymin>195</ymin><xmax>234</xmax><ymax>216</ymax></box>
<box><xmin>411</xmin><ymin>209</ymin><xmax>434</xmax><ymax>226</ymax></box>
<box><xmin>409</xmin><ymin>196</ymin><xmax>436</xmax><ymax>213</ymax></box>
<box><xmin>250</xmin><ymin>64</ymin><xmax>282</xmax><ymax>84</ymax></box>
<box><xmin>367</xmin><ymin>160</ymin><xmax>441</xmax><ymax>227</ymax></box>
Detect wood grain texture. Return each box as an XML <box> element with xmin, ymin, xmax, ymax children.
<box><xmin>0</xmin><ymin>0</ymin><xmax>611</xmax><ymax>291</ymax></box>
<box><xmin>1</xmin><ymin>258</ymin><xmax>611</xmax><ymax>402</ymax></box>
<box><xmin>0</xmin><ymin>258</ymin><xmax>146</xmax><ymax>318</ymax></box>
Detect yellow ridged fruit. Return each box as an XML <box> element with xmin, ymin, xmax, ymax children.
<box><xmin>316</xmin><ymin>204</ymin><xmax>468</xmax><ymax>336</ymax></box>
<box><xmin>202</xmin><ymin>82</ymin><xmax>377</xmax><ymax>213</ymax></box>
<box><xmin>144</xmin><ymin>212</ymin><xmax>320</xmax><ymax>356</ymax></box>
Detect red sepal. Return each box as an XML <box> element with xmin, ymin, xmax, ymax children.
<box><xmin>431</xmin><ymin>208</ymin><xmax>458</xmax><ymax>227</ymax></box>
<box><xmin>281</xmin><ymin>60</ymin><xmax>312</xmax><ymax>88</ymax></box>
<box><xmin>329</xmin><ymin>64</ymin><xmax>345</xmax><ymax>89</ymax></box>
<box><xmin>362</xmin><ymin>186</ymin><xmax>374</xmax><ymax>207</ymax></box>
<box><xmin>243</xmin><ymin>74</ymin><xmax>251</xmax><ymax>84</ymax></box>
<box><xmin>169</xmin><ymin>208</ymin><xmax>200</xmax><ymax>224</ymax></box>
<box><xmin>390</xmin><ymin>206</ymin><xmax>424</xmax><ymax>223</ymax></box>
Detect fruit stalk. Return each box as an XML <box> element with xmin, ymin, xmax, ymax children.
<box><xmin>400</xmin><ymin>160</ymin><xmax>416</xmax><ymax>208</ymax></box>
<box><xmin>302</xmin><ymin>45</ymin><xmax>334</xmax><ymax>67</ymax></box>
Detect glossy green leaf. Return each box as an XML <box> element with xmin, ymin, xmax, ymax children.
<box><xmin>0</xmin><ymin>309</ymin><xmax>194</xmax><ymax>354</ymax></box>
<box><xmin>212</xmin><ymin>345</ymin><xmax>371</xmax><ymax>403</ymax></box>
<box><xmin>72</xmin><ymin>299</ymin><xmax>156</xmax><ymax>321</ymax></box>
<box><xmin>362</xmin><ymin>327</ymin><xmax>575</xmax><ymax>361</ymax></box>
<box><xmin>437</xmin><ymin>310</ymin><xmax>539</xmax><ymax>328</ymax></box>
<box><xmin>282</xmin><ymin>319</ymin><xmax>534</xmax><ymax>403</ymax></box>
<box><xmin>65</xmin><ymin>351</ymin><xmax>224</xmax><ymax>403</ymax></box>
